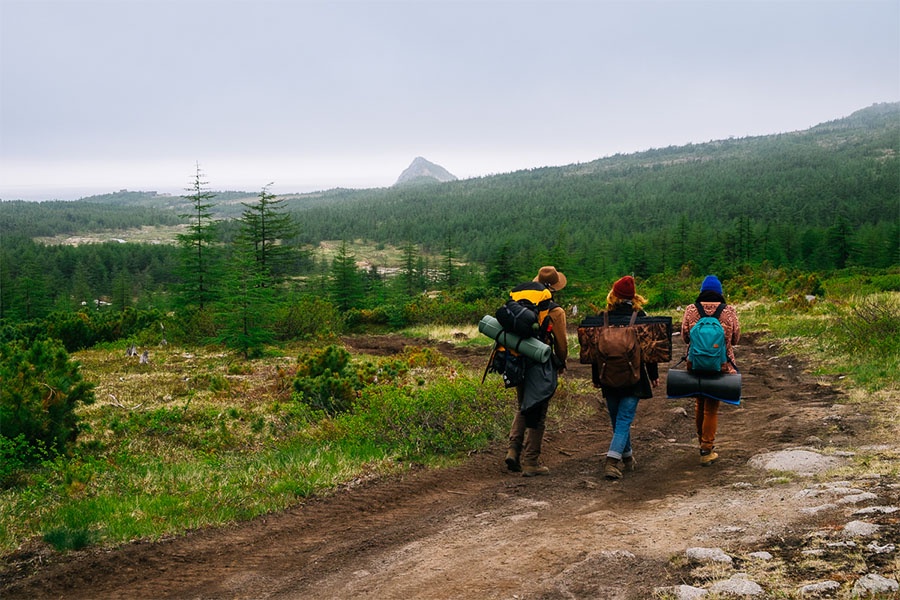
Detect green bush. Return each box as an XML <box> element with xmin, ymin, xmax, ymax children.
<box><xmin>44</xmin><ymin>312</ymin><xmax>97</xmax><ymax>351</ymax></box>
<box><xmin>344</xmin><ymin>306</ymin><xmax>392</xmax><ymax>330</ymax></box>
<box><xmin>43</xmin><ymin>527</ymin><xmax>95</xmax><ymax>552</ymax></box>
<box><xmin>274</xmin><ymin>297</ymin><xmax>344</xmax><ymax>340</ymax></box>
<box><xmin>0</xmin><ymin>339</ymin><xmax>95</xmax><ymax>468</ymax></box>
<box><xmin>837</xmin><ymin>294</ymin><xmax>900</xmax><ymax>358</ymax></box>
<box><xmin>0</xmin><ymin>434</ymin><xmax>49</xmax><ymax>487</ymax></box>
<box><xmin>337</xmin><ymin>377</ymin><xmax>506</xmax><ymax>459</ymax></box>
<box><xmin>40</xmin><ymin>308</ymin><xmax>168</xmax><ymax>352</ymax></box>
<box><xmin>292</xmin><ymin>345</ymin><xmax>359</xmax><ymax>415</ymax></box>
<box><xmin>169</xmin><ymin>307</ymin><xmax>218</xmax><ymax>343</ymax></box>
<box><xmin>402</xmin><ymin>294</ymin><xmax>492</xmax><ymax>326</ymax></box>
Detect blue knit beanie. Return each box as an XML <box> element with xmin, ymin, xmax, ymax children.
<box><xmin>701</xmin><ymin>275</ymin><xmax>723</xmax><ymax>295</ymax></box>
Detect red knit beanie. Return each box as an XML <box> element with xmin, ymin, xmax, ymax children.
<box><xmin>612</xmin><ymin>275</ymin><xmax>635</xmax><ymax>300</ymax></box>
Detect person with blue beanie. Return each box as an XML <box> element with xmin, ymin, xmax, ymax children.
<box><xmin>680</xmin><ymin>275</ymin><xmax>741</xmax><ymax>465</ymax></box>
<box><xmin>700</xmin><ymin>275</ymin><xmax>723</xmax><ymax>296</ymax></box>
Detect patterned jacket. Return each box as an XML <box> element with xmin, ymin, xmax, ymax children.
<box><xmin>681</xmin><ymin>301</ymin><xmax>741</xmax><ymax>373</ymax></box>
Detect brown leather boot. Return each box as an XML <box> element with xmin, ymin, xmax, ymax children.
<box><xmin>505</xmin><ymin>447</ymin><xmax>522</xmax><ymax>472</ymax></box>
<box><xmin>521</xmin><ymin>426</ymin><xmax>549</xmax><ymax>477</ymax></box>
<box><xmin>506</xmin><ymin>412</ymin><xmax>526</xmax><ymax>472</ymax></box>
<box><xmin>604</xmin><ymin>456</ymin><xmax>622</xmax><ymax>480</ymax></box>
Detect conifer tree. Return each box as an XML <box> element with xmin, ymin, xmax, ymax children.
<box><xmin>0</xmin><ymin>338</ymin><xmax>95</xmax><ymax>456</ymax></box>
<box><xmin>329</xmin><ymin>241</ymin><xmax>364</xmax><ymax>311</ymax></box>
<box><xmin>237</xmin><ymin>184</ymin><xmax>300</xmax><ymax>283</ymax></box>
<box><xmin>215</xmin><ymin>244</ymin><xmax>273</xmax><ymax>359</ymax></box>
<box><xmin>111</xmin><ymin>268</ymin><xmax>131</xmax><ymax>312</ymax></box>
<box><xmin>487</xmin><ymin>242</ymin><xmax>516</xmax><ymax>291</ymax></box>
<box><xmin>176</xmin><ymin>164</ymin><xmax>219</xmax><ymax>311</ymax></box>
<box><xmin>398</xmin><ymin>242</ymin><xmax>420</xmax><ymax>298</ymax></box>
<box><xmin>441</xmin><ymin>233</ymin><xmax>458</xmax><ymax>288</ymax></box>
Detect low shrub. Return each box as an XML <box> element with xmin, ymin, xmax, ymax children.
<box><xmin>274</xmin><ymin>297</ymin><xmax>344</xmax><ymax>340</ymax></box>
<box><xmin>292</xmin><ymin>345</ymin><xmax>359</xmax><ymax>415</ymax></box>
<box><xmin>0</xmin><ymin>339</ymin><xmax>95</xmax><ymax>463</ymax></box>
<box><xmin>837</xmin><ymin>293</ymin><xmax>900</xmax><ymax>359</ymax></box>
<box><xmin>337</xmin><ymin>376</ymin><xmax>507</xmax><ymax>460</ymax></box>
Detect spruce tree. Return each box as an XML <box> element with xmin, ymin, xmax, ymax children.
<box><xmin>237</xmin><ymin>184</ymin><xmax>300</xmax><ymax>283</ymax></box>
<box><xmin>176</xmin><ymin>164</ymin><xmax>219</xmax><ymax>311</ymax></box>
<box><xmin>441</xmin><ymin>233</ymin><xmax>458</xmax><ymax>288</ymax></box>
<box><xmin>215</xmin><ymin>244</ymin><xmax>273</xmax><ymax>359</ymax></box>
<box><xmin>329</xmin><ymin>241</ymin><xmax>364</xmax><ymax>312</ymax></box>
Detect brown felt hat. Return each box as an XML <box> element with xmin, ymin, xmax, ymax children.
<box><xmin>534</xmin><ymin>266</ymin><xmax>567</xmax><ymax>291</ymax></box>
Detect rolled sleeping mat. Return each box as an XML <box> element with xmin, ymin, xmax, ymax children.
<box><xmin>666</xmin><ymin>369</ymin><xmax>742</xmax><ymax>406</ymax></box>
<box><xmin>478</xmin><ymin>315</ymin><xmax>552</xmax><ymax>363</ymax></box>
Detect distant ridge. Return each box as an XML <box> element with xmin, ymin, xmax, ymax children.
<box><xmin>395</xmin><ymin>157</ymin><xmax>457</xmax><ymax>186</ymax></box>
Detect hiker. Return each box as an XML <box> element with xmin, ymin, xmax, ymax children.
<box><xmin>505</xmin><ymin>266</ymin><xmax>568</xmax><ymax>477</ymax></box>
<box><xmin>680</xmin><ymin>275</ymin><xmax>741</xmax><ymax>466</ymax></box>
<box><xmin>593</xmin><ymin>275</ymin><xmax>660</xmax><ymax>480</ymax></box>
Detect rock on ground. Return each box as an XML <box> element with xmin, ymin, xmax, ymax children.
<box><xmin>748</xmin><ymin>449</ymin><xmax>842</xmax><ymax>475</ymax></box>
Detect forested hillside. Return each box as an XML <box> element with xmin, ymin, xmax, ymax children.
<box><xmin>285</xmin><ymin>102</ymin><xmax>899</xmax><ymax>280</ymax></box>
<box><xmin>0</xmin><ymin>197</ymin><xmax>183</xmax><ymax>239</ymax></box>
<box><xmin>0</xmin><ymin>102</ymin><xmax>897</xmax><ymax>334</ymax></box>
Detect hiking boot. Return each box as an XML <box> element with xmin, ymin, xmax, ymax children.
<box><xmin>520</xmin><ymin>426</ymin><xmax>548</xmax><ymax>477</ymax></box>
<box><xmin>700</xmin><ymin>450</ymin><xmax>719</xmax><ymax>466</ymax></box>
<box><xmin>522</xmin><ymin>463</ymin><xmax>550</xmax><ymax>477</ymax></box>
<box><xmin>604</xmin><ymin>457</ymin><xmax>622</xmax><ymax>480</ymax></box>
<box><xmin>505</xmin><ymin>448</ymin><xmax>522</xmax><ymax>472</ymax></box>
<box><xmin>622</xmin><ymin>455</ymin><xmax>636</xmax><ymax>472</ymax></box>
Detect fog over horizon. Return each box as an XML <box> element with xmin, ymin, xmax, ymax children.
<box><xmin>2</xmin><ymin>1</ymin><xmax>897</xmax><ymax>203</ymax></box>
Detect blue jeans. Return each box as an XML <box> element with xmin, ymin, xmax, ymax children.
<box><xmin>605</xmin><ymin>394</ymin><xmax>639</xmax><ymax>460</ymax></box>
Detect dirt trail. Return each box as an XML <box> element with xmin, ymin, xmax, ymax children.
<box><xmin>0</xmin><ymin>331</ymin><xmax>885</xmax><ymax>599</ymax></box>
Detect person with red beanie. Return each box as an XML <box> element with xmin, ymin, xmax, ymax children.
<box><xmin>593</xmin><ymin>275</ymin><xmax>660</xmax><ymax>480</ymax></box>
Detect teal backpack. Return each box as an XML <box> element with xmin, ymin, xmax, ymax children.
<box><xmin>687</xmin><ymin>302</ymin><xmax>728</xmax><ymax>373</ymax></box>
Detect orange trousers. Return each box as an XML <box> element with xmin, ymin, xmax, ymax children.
<box><xmin>695</xmin><ymin>397</ymin><xmax>720</xmax><ymax>452</ymax></box>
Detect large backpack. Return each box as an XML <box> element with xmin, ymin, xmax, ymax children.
<box><xmin>495</xmin><ymin>282</ymin><xmax>555</xmax><ymax>342</ymax></box>
<box><xmin>489</xmin><ymin>282</ymin><xmax>557</xmax><ymax>387</ymax></box>
<box><xmin>595</xmin><ymin>310</ymin><xmax>642</xmax><ymax>388</ymax></box>
<box><xmin>687</xmin><ymin>302</ymin><xmax>728</xmax><ymax>374</ymax></box>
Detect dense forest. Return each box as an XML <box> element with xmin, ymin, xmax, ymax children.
<box><xmin>0</xmin><ymin>102</ymin><xmax>897</xmax><ymax>346</ymax></box>
<box><xmin>285</xmin><ymin>102</ymin><xmax>899</xmax><ymax>278</ymax></box>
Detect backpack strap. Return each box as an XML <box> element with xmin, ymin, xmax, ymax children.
<box><xmin>602</xmin><ymin>310</ymin><xmax>638</xmax><ymax>327</ymax></box>
<box><xmin>537</xmin><ymin>300</ymin><xmax>559</xmax><ymax>335</ymax></box>
<box><xmin>694</xmin><ymin>301</ymin><xmax>726</xmax><ymax>320</ymax></box>
<box><xmin>712</xmin><ymin>302</ymin><xmax>726</xmax><ymax>319</ymax></box>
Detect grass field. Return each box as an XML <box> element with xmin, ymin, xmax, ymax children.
<box><xmin>1</xmin><ymin>292</ymin><xmax>897</xmax><ymax>556</ymax></box>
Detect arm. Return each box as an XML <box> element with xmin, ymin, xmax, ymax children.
<box><xmin>646</xmin><ymin>361</ymin><xmax>660</xmax><ymax>387</ymax></box>
<box><xmin>728</xmin><ymin>307</ymin><xmax>741</xmax><ymax>346</ymax></box>
<box><xmin>549</xmin><ymin>305</ymin><xmax>568</xmax><ymax>364</ymax></box>
<box><xmin>722</xmin><ymin>306</ymin><xmax>741</xmax><ymax>366</ymax></box>
<box><xmin>638</xmin><ymin>308</ymin><xmax>660</xmax><ymax>385</ymax></box>
<box><xmin>680</xmin><ymin>305</ymin><xmax>697</xmax><ymax>342</ymax></box>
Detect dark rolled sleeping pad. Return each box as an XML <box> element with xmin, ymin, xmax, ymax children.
<box><xmin>666</xmin><ymin>369</ymin><xmax>742</xmax><ymax>406</ymax></box>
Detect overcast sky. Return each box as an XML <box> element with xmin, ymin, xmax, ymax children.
<box><xmin>1</xmin><ymin>0</ymin><xmax>898</xmax><ymax>201</ymax></box>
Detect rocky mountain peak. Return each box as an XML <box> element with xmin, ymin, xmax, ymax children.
<box><xmin>394</xmin><ymin>157</ymin><xmax>457</xmax><ymax>186</ymax></box>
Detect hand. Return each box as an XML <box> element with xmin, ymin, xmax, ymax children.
<box><xmin>651</xmin><ymin>378</ymin><xmax>660</xmax><ymax>388</ymax></box>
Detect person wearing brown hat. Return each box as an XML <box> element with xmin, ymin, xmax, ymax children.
<box><xmin>593</xmin><ymin>275</ymin><xmax>660</xmax><ymax>480</ymax></box>
<box><xmin>505</xmin><ymin>266</ymin><xmax>569</xmax><ymax>477</ymax></box>
<box><xmin>534</xmin><ymin>265</ymin><xmax>567</xmax><ymax>292</ymax></box>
